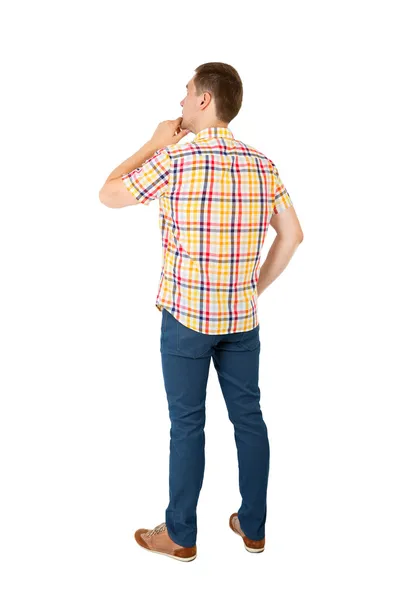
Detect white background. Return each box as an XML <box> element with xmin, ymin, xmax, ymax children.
<box><xmin>1</xmin><ymin>0</ymin><xmax>399</xmax><ymax>597</ymax></box>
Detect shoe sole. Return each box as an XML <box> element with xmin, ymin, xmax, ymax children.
<box><xmin>229</xmin><ymin>514</ymin><xmax>265</xmax><ymax>553</ymax></box>
<box><xmin>138</xmin><ymin>545</ymin><xmax>197</xmax><ymax>561</ymax></box>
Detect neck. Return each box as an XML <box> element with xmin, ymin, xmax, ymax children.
<box><xmin>194</xmin><ymin>121</ymin><xmax>229</xmax><ymax>133</ymax></box>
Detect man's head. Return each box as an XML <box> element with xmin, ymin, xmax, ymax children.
<box><xmin>180</xmin><ymin>62</ymin><xmax>243</xmax><ymax>134</ymax></box>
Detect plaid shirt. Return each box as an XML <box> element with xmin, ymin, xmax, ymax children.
<box><xmin>122</xmin><ymin>126</ymin><xmax>293</xmax><ymax>335</ymax></box>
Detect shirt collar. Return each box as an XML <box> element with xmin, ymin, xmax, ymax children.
<box><xmin>193</xmin><ymin>126</ymin><xmax>235</xmax><ymax>142</ymax></box>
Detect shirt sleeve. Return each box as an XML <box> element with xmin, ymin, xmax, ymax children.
<box><xmin>121</xmin><ymin>148</ymin><xmax>171</xmax><ymax>206</ymax></box>
<box><xmin>272</xmin><ymin>163</ymin><xmax>293</xmax><ymax>214</ymax></box>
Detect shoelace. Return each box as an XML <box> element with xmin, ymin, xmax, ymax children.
<box><xmin>146</xmin><ymin>522</ymin><xmax>167</xmax><ymax>537</ymax></box>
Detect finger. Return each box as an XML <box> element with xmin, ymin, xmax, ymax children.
<box><xmin>177</xmin><ymin>129</ymin><xmax>190</xmax><ymax>139</ymax></box>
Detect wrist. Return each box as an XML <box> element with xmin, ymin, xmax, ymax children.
<box><xmin>145</xmin><ymin>140</ymin><xmax>159</xmax><ymax>154</ymax></box>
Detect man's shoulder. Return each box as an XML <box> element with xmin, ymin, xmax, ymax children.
<box><xmin>164</xmin><ymin>140</ymin><xmax>194</xmax><ymax>156</ymax></box>
<box><xmin>165</xmin><ymin>138</ymin><xmax>274</xmax><ymax>170</ymax></box>
<box><xmin>234</xmin><ymin>139</ymin><xmax>273</xmax><ymax>164</ymax></box>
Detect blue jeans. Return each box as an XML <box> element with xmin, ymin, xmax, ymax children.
<box><xmin>160</xmin><ymin>307</ymin><xmax>270</xmax><ymax>548</ymax></box>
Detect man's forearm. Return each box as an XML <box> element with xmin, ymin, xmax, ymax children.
<box><xmin>103</xmin><ymin>141</ymin><xmax>158</xmax><ymax>184</ymax></box>
<box><xmin>257</xmin><ymin>235</ymin><xmax>302</xmax><ymax>296</ymax></box>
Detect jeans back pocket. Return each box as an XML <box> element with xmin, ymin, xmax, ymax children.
<box><xmin>239</xmin><ymin>324</ymin><xmax>260</xmax><ymax>351</ymax></box>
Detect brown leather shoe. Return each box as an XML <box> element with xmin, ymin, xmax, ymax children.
<box><xmin>229</xmin><ymin>512</ymin><xmax>265</xmax><ymax>553</ymax></box>
<box><xmin>134</xmin><ymin>521</ymin><xmax>197</xmax><ymax>562</ymax></box>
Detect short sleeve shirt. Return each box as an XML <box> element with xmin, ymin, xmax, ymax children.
<box><xmin>121</xmin><ymin>126</ymin><xmax>293</xmax><ymax>335</ymax></box>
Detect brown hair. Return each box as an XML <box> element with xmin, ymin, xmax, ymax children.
<box><xmin>193</xmin><ymin>62</ymin><xmax>243</xmax><ymax>124</ymax></box>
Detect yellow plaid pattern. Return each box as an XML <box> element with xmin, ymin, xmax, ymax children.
<box><xmin>122</xmin><ymin>127</ymin><xmax>293</xmax><ymax>335</ymax></box>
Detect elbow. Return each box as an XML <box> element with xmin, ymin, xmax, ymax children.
<box><xmin>278</xmin><ymin>230</ymin><xmax>304</xmax><ymax>245</ymax></box>
<box><xmin>99</xmin><ymin>189</ymin><xmax>110</xmax><ymax>207</ymax></box>
<box><xmin>294</xmin><ymin>226</ymin><xmax>304</xmax><ymax>244</ymax></box>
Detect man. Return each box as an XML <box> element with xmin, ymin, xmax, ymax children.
<box><xmin>99</xmin><ymin>62</ymin><xmax>304</xmax><ymax>562</ymax></box>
